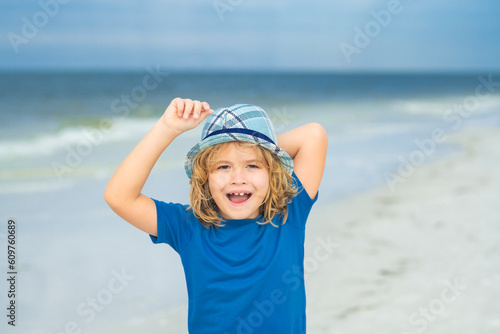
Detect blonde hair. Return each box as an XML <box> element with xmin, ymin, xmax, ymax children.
<box><xmin>188</xmin><ymin>141</ymin><xmax>297</xmax><ymax>228</ymax></box>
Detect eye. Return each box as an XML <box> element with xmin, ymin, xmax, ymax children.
<box><xmin>248</xmin><ymin>164</ymin><xmax>260</xmax><ymax>168</ymax></box>
<box><xmin>217</xmin><ymin>165</ymin><xmax>230</xmax><ymax>170</ymax></box>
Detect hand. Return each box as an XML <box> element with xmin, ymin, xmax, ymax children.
<box><xmin>160</xmin><ymin>98</ymin><xmax>213</xmax><ymax>135</ymax></box>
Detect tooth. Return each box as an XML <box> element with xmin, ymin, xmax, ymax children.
<box><xmin>239</xmin><ymin>193</ymin><xmax>244</xmax><ymax>196</ymax></box>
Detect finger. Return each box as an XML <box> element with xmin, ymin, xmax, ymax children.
<box><xmin>173</xmin><ymin>98</ymin><xmax>185</xmax><ymax>118</ymax></box>
<box><xmin>198</xmin><ymin>108</ymin><xmax>214</xmax><ymax>122</ymax></box>
<box><xmin>183</xmin><ymin>99</ymin><xmax>194</xmax><ymax>119</ymax></box>
<box><xmin>192</xmin><ymin>100</ymin><xmax>202</xmax><ymax>119</ymax></box>
<box><xmin>201</xmin><ymin>102</ymin><xmax>211</xmax><ymax>112</ymax></box>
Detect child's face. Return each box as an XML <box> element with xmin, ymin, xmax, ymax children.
<box><xmin>208</xmin><ymin>143</ymin><xmax>269</xmax><ymax>221</ymax></box>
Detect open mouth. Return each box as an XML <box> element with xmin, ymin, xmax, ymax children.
<box><xmin>226</xmin><ymin>192</ymin><xmax>252</xmax><ymax>204</ymax></box>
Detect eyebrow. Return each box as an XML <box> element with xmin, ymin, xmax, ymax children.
<box><xmin>216</xmin><ymin>159</ymin><xmax>261</xmax><ymax>165</ymax></box>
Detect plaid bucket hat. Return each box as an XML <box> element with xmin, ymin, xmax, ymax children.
<box><xmin>184</xmin><ymin>104</ymin><xmax>293</xmax><ymax>179</ymax></box>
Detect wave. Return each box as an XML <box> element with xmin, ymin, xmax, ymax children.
<box><xmin>0</xmin><ymin>117</ymin><xmax>161</xmax><ymax>160</ymax></box>
<box><xmin>391</xmin><ymin>94</ymin><xmax>500</xmax><ymax>117</ymax></box>
<box><xmin>2</xmin><ymin>93</ymin><xmax>498</xmax><ymax>162</ymax></box>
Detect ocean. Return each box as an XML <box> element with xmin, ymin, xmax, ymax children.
<box><xmin>1</xmin><ymin>71</ymin><xmax>499</xmax><ymax>333</ymax></box>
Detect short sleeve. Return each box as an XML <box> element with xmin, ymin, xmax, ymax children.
<box><xmin>292</xmin><ymin>171</ymin><xmax>318</xmax><ymax>205</ymax></box>
<box><xmin>149</xmin><ymin>199</ymin><xmax>195</xmax><ymax>253</ymax></box>
<box><xmin>286</xmin><ymin>171</ymin><xmax>319</xmax><ymax>229</ymax></box>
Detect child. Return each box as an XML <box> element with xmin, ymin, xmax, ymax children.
<box><xmin>104</xmin><ymin>98</ymin><xmax>328</xmax><ymax>333</ymax></box>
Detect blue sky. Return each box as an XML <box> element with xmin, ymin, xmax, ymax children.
<box><xmin>1</xmin><ymin>0</ymin><xmax>500</xmax><ymax>72</ymax></box>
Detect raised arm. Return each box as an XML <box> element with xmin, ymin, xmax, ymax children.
<box><xmin>104</xmin><ymin>98</ymin><xmax>213</xmax><ymax>236</ymax></box>
<box><xmin>277</xmin><ymin>123</ymin><xmax>328</xmax><ymax>199</ymax></box>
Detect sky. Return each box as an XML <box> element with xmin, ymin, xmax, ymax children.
<box><xmin>1</xmin><ymin>0</ymin><xmax>500</xmax><ymax>72</ymax></box>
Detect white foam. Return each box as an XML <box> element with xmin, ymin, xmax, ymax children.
<box><xmin>0</xmin><ymin>117</ymin><xmax>157</xmax><ymax>160</ymax></box>
<box><xmin>393</xmin><ymin>95</ymin><xmax>500</xmax><ymax>116</ymax></box>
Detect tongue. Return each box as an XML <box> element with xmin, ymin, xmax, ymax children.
<box><xmin>228</xmin><ymin>194</ymin><xmax>250</xmax><ymax>203</ymax></box>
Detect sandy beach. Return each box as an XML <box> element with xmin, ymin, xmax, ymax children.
<box><xmin>305</xmin><ymin>126</ymin><xmax>500</xmax><ymax>333</ymax></box>
<box><xmin>83</xmin><ymin>126</ymin><xmax>500</xmax><ymax>334</ymax></box>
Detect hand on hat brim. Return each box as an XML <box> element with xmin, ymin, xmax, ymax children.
<box><xmin>161</xmin><ymin>97</ymin><xmax>214</xmax><ymax>135</ymax></box>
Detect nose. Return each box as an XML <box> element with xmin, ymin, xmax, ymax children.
<box><xmin>230</xmin><ymin>167</ymin><xmax>247</xmax><ymax>185</ymax></box>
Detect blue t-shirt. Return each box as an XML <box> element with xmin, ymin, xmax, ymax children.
<box><xmin>150</xmin><ymin>172</ymin><xmax>318</xmax><ymax>333</ymax></box>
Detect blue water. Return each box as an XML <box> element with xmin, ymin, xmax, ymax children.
<box><xmin>1</xmin><ymin>72</ymin><xmax>496</xmax><ymax>136</ymax></box>
<box><xmin>1</xmin><ymin>71</ymin><xmax>499</xmax><ymax>198</ymax></box>
<box><xmin>1</xmin><ymin>71</ymin><xmax>499</xmax><ymax>333</ymax></box>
